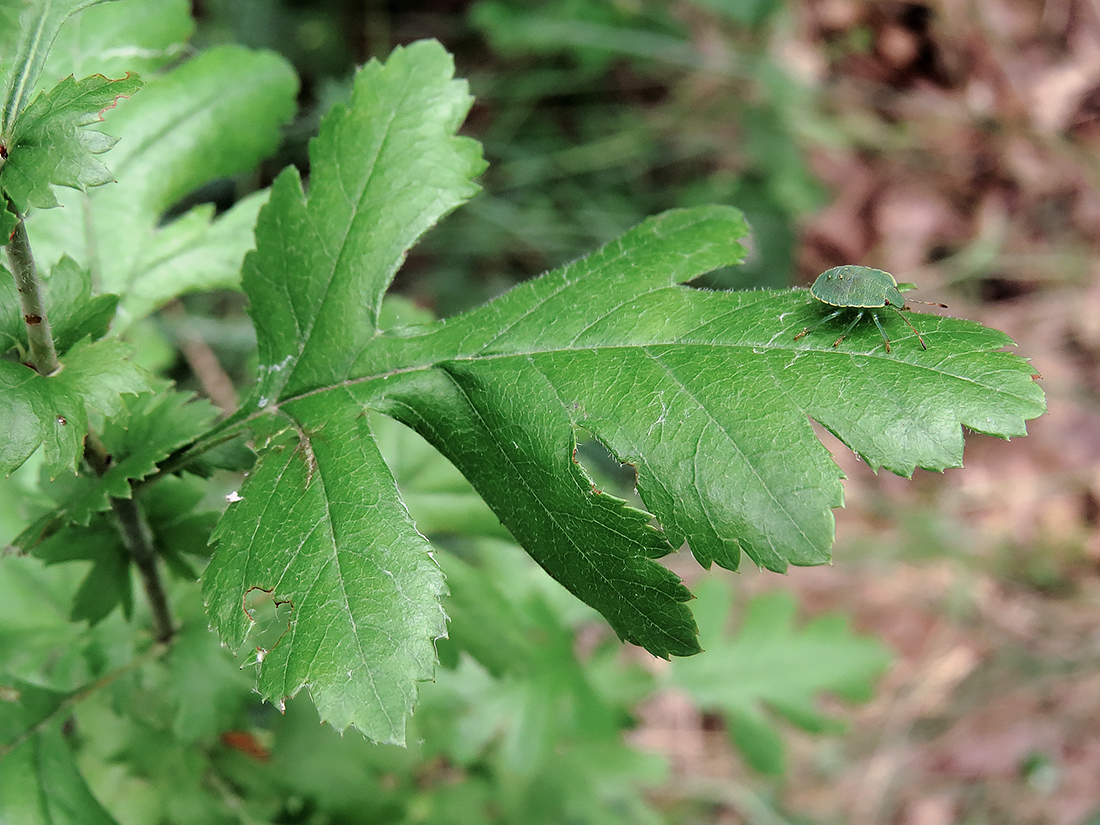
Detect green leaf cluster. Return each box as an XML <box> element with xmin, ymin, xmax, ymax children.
<box><xmin>0</xmin><ymin>337</ymin><xmax>149</xmax><ymax>476</ymax></box>
<box><xmin>0</xmin><ymin>1</ymin><xmax>141</xmax><ymax>236</ymax></box>
<box><xmin>0</xmin><ymin>2</ymin><xmax>1046</xmax><ymax>820</ymax></box>
<box><xmin>0</xmin><ymin>526</ymin><xmax>894</xmax><ymax>825</ymax></box>
<box><xmin>0</xmin><ymin>0</ymin><xmax>295</xmax><ymax>475</ymax></box>
<box><xmin>195</xmin><ymin>37</ymin><xmax>1040</xmax><ymax>741</ymax></box>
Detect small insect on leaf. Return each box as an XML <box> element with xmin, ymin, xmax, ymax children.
<box><xmin>794</xmin><ymin>265</ymin><xmax>947</xmax><ymax>354</ymax></box>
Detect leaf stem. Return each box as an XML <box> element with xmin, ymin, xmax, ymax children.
<box><xmin>4</xmin><ymin>203</ymin><xmax>59</xmax><ymax>374</ymax></box>
<box><xmin>0</xmin><ymin>640</ymin><xmax>169</xmax><ymax>759</ymax></box>
<box><xmin>13</xmin><ymin>413</ymin><xmax>256</xmax><ymax>557</ymax></box>
<box><xmin>140</xmin><ymin>417</ymin><xmax>253</xmax><ymax>488</ymax></box>
<box><xmin>85</xmin><ymin>434</ymin><xmax>175</xmax><ymax>643</ymax></box>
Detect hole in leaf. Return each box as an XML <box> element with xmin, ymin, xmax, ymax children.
<box><xmin>238</xmin><ymin>588</ymin><xmax>294</xmax><ymax>664</ymax></box>
<box><xmin>573</xmin><ymin>432</ymin><xmax>639</xmax><ymax>500</ymax></box>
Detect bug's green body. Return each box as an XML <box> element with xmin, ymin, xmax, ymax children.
<box><xmin>810</xmin><ymin>265</ymin><xmax>905</xmax><ymax>310</ymax></box>
<box><xmin>796</xmin><ymin>265</ymin><xmax>944</xmax><ymax>353</ymax></box>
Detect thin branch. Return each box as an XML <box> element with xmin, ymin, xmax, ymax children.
<box><xmin>5</xmin><ymin>205</ymin><xmax>175</xmax><ymax>641</ymax></box>
<box><xmin>5</xmin><ymin>205</ymin><xmax>59</xmax><ymax>374</ymax></box>
<box><xmin>180</xmin><ymin>333</ymin><xmax>239</xmax><ymax>412</ymax></box>
<box><xmin>0</xmin><ymin>641</ymin><xmax>169</xmax><ymax>758</ymax></box>
<box><xmin>139</xmin><ymin>413</ymin><xmax>255</xmax><ymax>489</ymax></box>
<box><xmin>163</xmin><ymin>303</ymin><xmax>239</xmax><ymax>413</ymax></box>
<box><xmin>85</xmin><ymin>434</ymin><xmax>175</xmax><ymax>643</ymax></box>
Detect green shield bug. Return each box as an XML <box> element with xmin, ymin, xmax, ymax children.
<box><xmin>794</xmin><ymin>265</ymin><xmax>946</xmax><ymax>353</ymax></box>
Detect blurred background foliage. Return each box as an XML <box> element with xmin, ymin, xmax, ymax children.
<box><xmin>4</xmin><ymin>0</ymin><xmax>1100</xmax><ymax>823</ymax></box>
<box><xmin>194</xmin><ymin>0</ymin><xmax>825</xmax><ymax>312</ymax></box>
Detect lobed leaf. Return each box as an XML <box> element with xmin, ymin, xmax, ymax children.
<box><xmin>205</xmin><ymin>39</ymin><xmax>1045</xmax><ymax>738</ymax></box>
<box><xmin>205</xmin><ymin>396</ymin><xmax>447</xmax><ymax>743</ymax></box>
<box><xmin>0</xmin><ymin>0</ymin><xmax>119</xmax><ymax>235</ymax></box>
<box><xmin>0</xmin><ymin>0</ymin><xmax>116</xmax><ymax>138</ymax></box>
<box><xmin>204</xmin><ymin>41</ymin><xmax>479</xmax><ymax>741</ymax></box>
<box><xmin>370</xmin><ymin>361</ymin><xmax>700</xmax><ymax>658</ymax></box>
<box><xmin>33</xmin><ymin>518</ymin><xmax>132</xmax><ymax>625</ymax></box>
<box><xmin>0</xmin><ymin>256</ymin><xmax>117</xmax><ymax>358</ymax></box>
<box><xmin>351</xmin><ymin>206</ymin><xmax>1044</xmax><ymax>582</ymax></box>
<box><xmin>0</xmin><ymin>71</ymin><xmax>142</xmax><ymax>211</ymax></box>
<box><xmin>32</xmin><ymin>386</ymin><xmax>218</xmax><ymax>531</ymax></box>
<box><xmin>244</xmin><ymin>39</ymin><xmax>483</xmax><ymax>407</ymax></box>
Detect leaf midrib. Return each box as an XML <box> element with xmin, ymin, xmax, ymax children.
<box><xmin>285</xmin><ymin>72</ymin><xmax>406</xmax><ymax>395</ymax></box>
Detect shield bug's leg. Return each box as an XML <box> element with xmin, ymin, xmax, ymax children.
<box><xmin>832</xmin><ymin>310</ymin><xmax>865</xmax><ymax>348</ymax></box>
<box><xmin>892</xmin><ymin>307</ymin><xmax>927</xmax><ymax>349</ymax></box>
<box><xmin>870</xmin><ymin>311</ymin><xmax>893</xmax><ymax>353</ymax></box>
<box><xmin>794</xmin><ymin>308</ymin><xmax>844</xmax><ymax>341</ymax></box>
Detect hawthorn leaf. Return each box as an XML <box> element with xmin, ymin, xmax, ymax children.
<box><xmin>416</xmin><ymin>579</ymin><xmax>668</xmax><ymax>825</ymax></box>
<box><xmin>99</xmin><ymin>388</ymin><xmax>218</xmax><ymax>486</ymax></box>
<box><xmin>420</xmin><ymin>543</ymin><xmax>664</xmax><ymax>807</ymax></box>
<box><xmin>141</xmin><ymin>476</ymin><xmax>220</xmax><ymax>578</ymax></box>
<box><xmin>22</xmin><ymin>385</ymin><xmax>219</xmax><ymax>530</ymax></box>
<box><xmin>203</xmin><ymin>40</ymin><xmax>482</xmax><ymax>742</ymax></box>
<box><xmin>368</xmin><ymin>363</ymin><xmax>700</xmax><ymax>658</ymax></box>
<box><xmin>34</xmin><ymin>517</ymin><xmax>132</xmax><ymax>624</ymax></box>
<box><xmin>350</xmin><ymin>207</ymin><xmax>1044</xmax><ymax>580</ymax></box>
<box><xmin>0</xmin><ymin>0</ymin><xmax>116</xmax><ymax>138</ymax></box>
<box><xmin>232</xmin><ymin>197</ymin><xmax>1042</xmax><ymax>677</ymax></box>
<box><xmin>17</xmin><ymin>470</ymin><xmax>219</xmax><ymax>602</ymax></box>
<box><xmin>244</xmin><ymin>40</ymin><xmax>483</xmax><ymax>406</ymax></box>
<box><xmin>43</xmin><ymin>258</ymin><xmax>117</xmax><ymax>352</ymax></box>
<box><xmin>24</xmin><ymin>45</ymin><xmax>297</xmax><ymax>326</ymax></box>
<box><xmin>0</xmin><ymin>0</ymin><xmax>190</xmax><ymax>222</ymax></box>
<box><xmin>0</xmin><ymin>72</ymin><xmax>142</xmax><ymax>212</ymax></box>
<box><xmin>0</xmin><ymin>256</ymin><xmax>117</xmax><ymax>358</ymax></box>
<box><xmin>669</xmin><ymin>578</ymin><xmax>892</xmax><ymax>774</ymax></box>
<box><xmin>205</xmin><ymin>395</ymin><xmax>447</xmax><ymax>743</ymax></box>
<box><xmin>0</xmin><ymin>338</ymin><xmax>151</xmax><ymax>477</ymax></box>
<box><xmin>204</xmin><ymin>38</ymin><xmax>1044</xmax><ymax>736</ymax></box>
